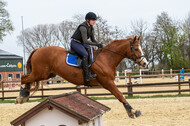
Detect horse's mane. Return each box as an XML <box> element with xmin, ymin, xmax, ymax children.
<box><xmin>105</xmin><ymin>36</ymin><xmax>134</xmax><ymax>49</ymax></box>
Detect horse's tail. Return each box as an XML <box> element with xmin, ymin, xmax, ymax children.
<box><xmin>25</xmin><ymin>49</ymin><xmax>40</xmax><ymax>96</ymax></box>
<box><xmin>26</xmin><ymin>49</ymin><xmax>38</xmax><ymax>74</ymax></box>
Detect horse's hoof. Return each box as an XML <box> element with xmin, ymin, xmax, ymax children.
<box><xmin>127</xmin><ymin>109</ymin><xmax>135</xmax><ymax>119</ymax></box>
<box><xmin>135</xmin><ymin>110</ymin><xmax>142</xmax><ymax>117</ymax></box>
<box><xmin>127</xmin><ymin>109</ymin><xmax>142</xmax><ymax>119</ymax></box>
<box><xmin>128</xmin><ymin>114</ymin><xmax>135</xmax><ymax>119</ymax></box>
<box><xmin>15</xmin><ymin>96</ymin><xmax>29</xmax><ymax>104</ymax></box>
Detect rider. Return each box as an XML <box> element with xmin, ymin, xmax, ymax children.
<box><xmin>71</xmin><ymin>12</ymin><xmax>103</xmax><ymax>87</ymax></box>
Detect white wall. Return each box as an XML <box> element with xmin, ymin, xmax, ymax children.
<box><xmin>25</xmin><ymin>107</ymin><xmax>103</xmax><ymax>126</ymax></box>
<box><xmin>25</xmin><ymin>108</ymin><xmax>79</xmax><ymax>126</ymax></box>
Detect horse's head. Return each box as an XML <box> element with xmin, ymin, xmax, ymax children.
<box><xmin>128</xmin><ymin>36</ymin><xmax>148</xmax><ymax>68</ymax></box>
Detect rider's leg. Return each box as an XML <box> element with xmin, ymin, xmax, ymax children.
<box><xmin>71</xmin><ymin>40</ymin><xmax>96</xmax><ymax>86</ymax></box>
<box><xmin>82</xmin><ymin>43</ymin><xmax>96</xmax><ymax>77</ymax></box>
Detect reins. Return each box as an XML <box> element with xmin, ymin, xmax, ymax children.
<box><xmin>93</xmin><ymin>39</ymin><xmax>145</xmax><ymax>65</ymax></box>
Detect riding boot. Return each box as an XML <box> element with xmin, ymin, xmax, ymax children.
<box><xmin>82</xmin><ymin>56</ymin><xmax>96</xmax><ymax>86</ymax></box>
<box><xmin>86</xmin><ymin>48</ymin><xmax>97</xmax><ymax>78</ymax></box>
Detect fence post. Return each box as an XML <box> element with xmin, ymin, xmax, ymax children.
<box><xmin>76</xmin><ymin>86</ymin><xmax>81</xmax><ymax>93</ymax></box>
<box><xmin>41</xmin><ymin>81</ymin><xmax>44</xmax><ymax>98</ymax></box>
<box><xmin>128</xmin><ymin>75</ymin><xmax>133</xmax><ymax>97</ymax></box>
<box><xmin>1</xmin><ymin>81</ymin><xmax>4</xmax><ymax>101</ymax></box>
<box><xmin>84</xmin><ymin>88</ymin><xmax>87</xmax><ymax>95</ymax></box>
<box><xmin>162</xmin><ymin>69</ymin><xmax>164</xmax><ymax>79</ymax></box>
<box><xmin>170</xmin><ymin>69</ymin><xmax>173</xmax><ymax>79</ymax></box>
<box><xmin>140</xmin><ymin>69</ymin><xmax>142</xmax><ymax>84</ymax></box>
<box><xmin>125</xmin><ymin>70</ymin><xmax>127</xmax><ymax>84</ymax></box>
<box><xmin>116</xmin><ymin>71</ymin><xmax>120</xmax><ymax>82</ymax></box>
<box><xmin>178</xmin><ymin>74</ymin><xmax>181</xmax><ymax>94</ymax></box>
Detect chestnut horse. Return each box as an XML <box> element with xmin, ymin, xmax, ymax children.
<box><xmin>16</xmin><ymin>36</ymin><xmax>148</xmax><ymax>118</ymax></box>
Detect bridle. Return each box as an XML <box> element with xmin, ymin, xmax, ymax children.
<box><xmin>129</xmin><ymin>40</ymin><xmax>145</xmax><ymax>64</ymax></box>
<box><xmin>94</xmin><ymin>39</ymin><xmax>145</xmax><ymax>65</ymax></box>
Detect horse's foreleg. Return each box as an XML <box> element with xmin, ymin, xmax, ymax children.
<box><xmin>101</xmin><ymin>80</ymin><xmax>141</xmax><ymax>118</ymax></box>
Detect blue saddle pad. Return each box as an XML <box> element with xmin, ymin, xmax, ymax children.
<box><xmin>66</xmin><ymin>53</ymin><xmax>80</xmax><ymax>67</ymax></box>
<box><xmin>66</xmin><ymin>47</ymin><xmax>94</xmax><ymax>67</ymax></box>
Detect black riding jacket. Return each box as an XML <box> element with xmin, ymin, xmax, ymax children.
<box><xmin>71</xmin><ymin>22</ymin><xmax>97</xmax><ymax>45</ymax></box>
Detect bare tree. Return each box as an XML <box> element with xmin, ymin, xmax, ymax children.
<box><xmin>128</xmin><ymin>19</ymin><xmax>149</xmax><ymax>70</ymax></box>
<box><xmin>130</xmin><ymin>19</ymin><xmax>148</xmax><ymax>45</ymax></box>
<box><xmin>57</xmin><ymin>20</ymin><xmax>77</xmax><ymax>49</ymax></box>
<box><xmin>17</xmin><ymin>24</ymin><xmax>60</xmax><ymax>54</ymax></box>
<box><xmin>94</xmin><ymin>16</ymin><xmax>113</xmax><ymax>44</ymax></box>
<box><xmin>72</xmin><ymin>14</ymin><xmax>84</xmax><ymax>25</ymax></box>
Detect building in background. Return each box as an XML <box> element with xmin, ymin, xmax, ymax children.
<box><xmin>0</xmin><ymin>49</ymin><xmax>23</xmax><ymax>81</ymax></box>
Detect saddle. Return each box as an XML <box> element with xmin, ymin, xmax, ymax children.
<box><xmin>66</xmin><ymin>47</ymin><xmax>94</xmax><ymax>68</ymax></box>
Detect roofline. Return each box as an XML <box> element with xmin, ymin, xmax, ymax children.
<box><xmin>49</xmin><ymin>91</ymin><xmax>111</xmax><ymax>120</ymax></box>
<box><xmin>49</xmin><ymin>91</ymin><xmax>111</xmax><ymax>112</ymax></box>
<box><xmin>49</xmin><ymin>91</ymin><xmax>79</xmax><ymax>99</ymax></box>
<box><xmin>10</xmin><ymin>99</ymin><xmax>49</xmax><ymax>125</ymax></box>
<box><xmin>0</xmin><ymin>49</ymin><xmax>23</xmax><ymax>58</ymax></box>
<box><xmin>50</xmin><ymin>91</ymin><xmax>111</xmax><ymax>112</ymax></box>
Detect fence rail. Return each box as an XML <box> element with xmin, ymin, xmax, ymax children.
<box><xmin>0</xmin><ymin>73</ymin><xmax>190</xmax><ymax>100</ymax></box>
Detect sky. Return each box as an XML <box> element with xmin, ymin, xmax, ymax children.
<box><xmin>0</xmin><ymin>0</ymin><xmax>190</xmax><ymax>61</ymax></box>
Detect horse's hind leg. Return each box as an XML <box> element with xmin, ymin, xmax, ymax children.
<box><xmin>19</xmin><ymin>74</ymin><xmax>34</xmax><ymax>97</ymax></box>
<box><xmin>100</xmin><ymin>79</ymin><xmax>141</xmax><ymax>118</ymax></box>
<box><xmin>16</xmin><ymin>71</ymin><xmax>53</xmax><ymax>104</ymax></box>
<box><xmin>21</xmin><ymin>74</ymin><xmax>37</xmax><ymax>84</ymax></box>
<box><xmin>16</xmin><ymin>73</ymin><xmax>38</xmax><ymax>104</ymax></box>
<box><xmin>16</xmin><ymin>75</ymin><xmax>31</xmax><ymax>104</ymax></box>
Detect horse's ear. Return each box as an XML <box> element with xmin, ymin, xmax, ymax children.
<box><xmin>137</xmin><ymin>36</ymin><xmax>141</xmax><ymax>40</ymax></box>
<box><xmin>133</xmin><ymin>36</ymin><xmax>137</xmax><ymax>44</ymax></box>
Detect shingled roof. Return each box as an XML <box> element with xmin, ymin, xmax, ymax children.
<box><xmin>0</xmin><ymin>49</ymin><xmax>22</xmax><ymax>59</ymax></box>
<box><xmin>11</xmin><ymin>91</ymin><xmax>110</xmax><ymax>126</ymax></box>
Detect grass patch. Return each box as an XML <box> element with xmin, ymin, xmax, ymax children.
<box><xmin>90</xmin><ymin>94</ymin><xmax>190</xmax><ymax>100</ymax></box>
<box><xmin>0</xmin><ymin>98</ymin><xmax>46</xmax><ymax>104</ymax></box>
<box><xmin>90</xmin><ymin>96</ymin><xmax>116</xmax><ymax>100</ymax></box>
<box><xmin>1</xmin><ymin>94</ymin><xmax>190</xmax><ymax>103</ymax></box>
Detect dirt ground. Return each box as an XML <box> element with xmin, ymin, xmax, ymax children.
<box><xmin>1</xmin><ymin>97</ymin><xmax>190</xmax><ymax>126</ymax></box>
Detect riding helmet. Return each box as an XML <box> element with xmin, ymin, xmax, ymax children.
<box><xmin>85</xmin><ymin>12</ymin><xmax>97</xmax><ymax>20</ymax></box>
